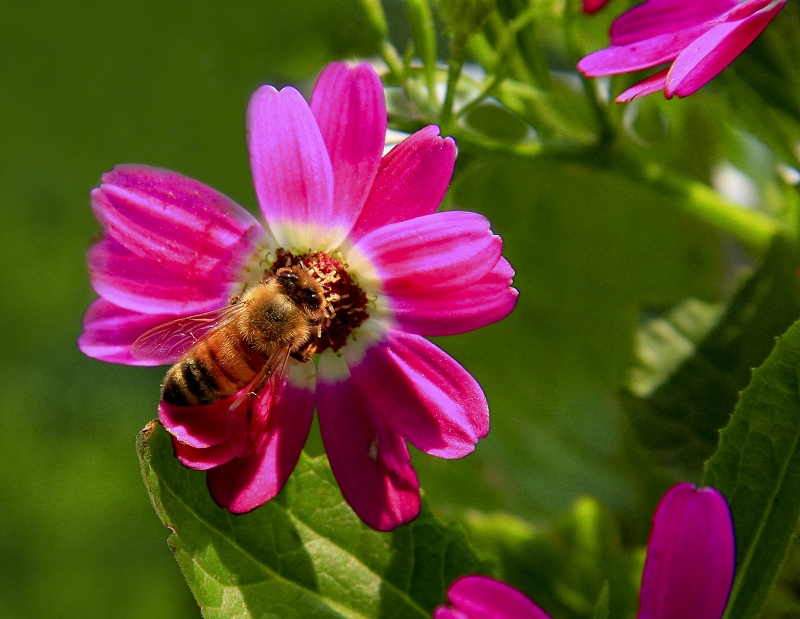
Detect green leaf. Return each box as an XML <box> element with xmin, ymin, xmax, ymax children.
<box><xmin>762</xmin><ymin>536</ymin><xmax>800</xmax><ymax>617</ymax></box>
<box><xmin>593</xmin><ymin>583</ymin><xmax>610</xmax><ymax>619</ymax></box>
<box><xmin>704</xmin><ymin>317</ymin><xmax>800</xmax><ymax>619</ymax></box>
<box><xmin>620</xmin><ymin>236</ymin><xmax>800</xmax><ymax>476</ymax></box>
<box><xmin>138</xmin><ymin>422</ymin><xmax>489</xmax><ymax>618</ymax></box>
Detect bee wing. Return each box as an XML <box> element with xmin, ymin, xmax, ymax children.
<box><xmin>131</xmin><ymin>304</ymin><xmax>246</xmax><ymax>364</ymax></box>
<box><xmin>228</xmin><ymin>344</ymin><xmax>291</xmax><ymax>413</ymax></box>
<box><xmin>226</xmin><ymin>345</ymin><xmax>292</xmax><ymax>449</ymax></box>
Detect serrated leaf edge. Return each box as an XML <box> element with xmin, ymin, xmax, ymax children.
<box><xmin>139</xmin><ymin>422</ymin><xmax>430</xmax><ymax>619</ymax></box>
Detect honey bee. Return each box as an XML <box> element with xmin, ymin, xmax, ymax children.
<box><xmin>132</xmin><ymin>266</ymin><xmax>326</xmax><ymax>408</ymax></box>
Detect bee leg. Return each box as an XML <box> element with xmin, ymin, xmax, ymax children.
<box><xmin>290</xmin><ymin>339</ymin><xmax>318</xmax><ymax>363</ymax></box>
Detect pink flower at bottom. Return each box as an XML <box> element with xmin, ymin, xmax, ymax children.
<box><xmin>577</xmin><ymin>0</ymin><xmax>787</xmax><ymax>101</ymax></box>
<box><xmin>637</xmin><ymin>482</ymin><xmax>735</xmax><ymax>619</ymax></box>
<box><xmin>79</xmin><ymin>61</ymin><xmax>518</xmax><ymax>531</ymax></box>
<box><xmin>435</xmin><ymin>483</ymin><xmax>735</xmax><ymax>618</ymax></box>
<box><xmin>434</xmin><ymin>576</ymin><xmax>551</xmax><ymax>619</ymax></box>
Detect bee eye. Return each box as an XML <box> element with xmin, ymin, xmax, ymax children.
<box><xmin>277</xmin><ymin>269</ymin><xmax>299</xmax><ymax>284</ymax></box>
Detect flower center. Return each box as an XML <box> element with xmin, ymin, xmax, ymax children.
<box><xmin>271</xmin><ymin>248</ymin><xmax>370</xmax><ymax>354</ymax></box>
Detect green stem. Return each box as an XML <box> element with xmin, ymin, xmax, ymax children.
<box><xmin>626</xmin><ymin>159</ymin><xmax>781</xmax><ymax>255</ymax></box>
<box><xmin>380</xmin><ymin>41</ymin><xmax>406</xmax><ymax>86</ymax></box>
<box><xmin>402</xmin><ymin>0</ymin><xmax>438</xmax><ymax>107</ymax></box>
<box><xmin>358</xmin><ymin>0</ymin><xmax>407</xmax><ymax>97</ymax></box>
<box><xmin>457</xmin><ymin>8</ymin><xmax>539</xmax><ymax>120</ymax></box>
<box><xmin>456</xmin><ymin>137</ymin><xmax>782</xmax><ymax>255</ymax></box>
<box><xmin>440</xmin><ymin>33</ymin><xmax>469</xmax><ymax>133</ymax></box>
<box><xmin>563</xmin><ymin>0</ymin><xmax>614</xmax><ymax>146</ymax></box>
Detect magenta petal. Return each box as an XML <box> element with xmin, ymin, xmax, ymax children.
<box><xmin>666</xmin><ymin>1</ymin><xmax>786</xmax><ymax>98</ymax></box>
<box><xmin>347</xmin><ymin>330</ymin><xmax>488</xmax><ymax>458</ymax></box>
<box><xmin>173</xmin><ymin>436</ymin><xmax>242</xmax><ymax>470</ymax></box>
<box><xmin>247</xmin><ymin>85</ymin><xmax>338</xmax><ymax>247</ymax></box>
<box><xmin>354</xmin><ymin>211</ymin><xmax>502</xmax><ymax>297</ymax></box>
<box><xmin>89</xmin><ymin>237</ymin><xmax>231</xmax><ymax>314</ymax></box>
<box><xmin>92</xmin><ymin>165</ymin><xmax>265</xmax><ymax>274</ymax></box>
<box><xmin>310</xmin><ymin>62</ymin><xmax>386</xmax><ymax>224</ymax></box>
<box><xmin>207</xmin><ymin>375</ymin><xmax>315</xmax><ymax>513</ymax></box>
<box><xmin>637</xmin><ymin>482</ymin><xmax>735</xmax><ymax>619</ymax></box>
<box><xmin>78</xmin><ymin>299</ymin><xmax>178</xmax><ymax>366</ymax></box>
<box><xmin>578</xmin><ymin>24</ymin><xmax>711</xmax><ymax>76</ymax></box>
<box><xmin>159</xmin><ymin>397</ymin><xmax>238</xmax><ymax>449</ymax></box>
<box><xmin>610</xmin><ymin>0</ymin><xmax>737</xmax><ymax>45</ymax></box>
<box><xmin>616</xmin><ymin>69</ymin><xmax>670</xmax><ymax>102</ymax></box>
<box><xmin>432</xmin><ymin>609</ymin><xmax>467</xmax><ymax>619</ymax></box>
<box><xmin>348</xmin><ymin>126</ymin><xmax>456</xmax><ymax>244</ymax></box>
<box><xmin>317</xmin><ymin>356</ymin><xmax>420</xmax><ymax>531</ymax></box>
<box><xmin>391</xmin><ymin>257</ymin><xmax>517</xmax><ymax>336</ymax></box>
<box><xmin>436</xmin><ymin>576</ymin><xmax>552</xmax><ymax>619</ymax></box>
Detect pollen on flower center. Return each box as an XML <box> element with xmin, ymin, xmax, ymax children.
<box><xmin>272</xmin><ymin>248</ymin><xmax>370</xmax><ymax>353</ymax></box>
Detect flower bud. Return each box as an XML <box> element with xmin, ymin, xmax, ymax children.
<box><xmin>638</xmin><ymin>483</ymin><xmax>735</xmax><ymax>619</ymax></box>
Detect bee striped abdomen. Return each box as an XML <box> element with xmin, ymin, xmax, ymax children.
<box><xmin>161</xmin><ymin>326</ymin><xmax>263</xmax><ymax>406</ymax></box>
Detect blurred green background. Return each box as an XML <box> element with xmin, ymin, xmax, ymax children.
<box><xmin>0</xmin><ymin>1</ymin><xmax>729</xmax><ymax>616</ymax></box>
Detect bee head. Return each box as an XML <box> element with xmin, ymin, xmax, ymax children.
<box><xmin>275</xmin><ymin>267</ymin><xmax>324</xmax><ymax>314</ymax></box>
<box><xmin>276</xmin><ymin>267</ymin><xmax>299</xmax><ymax>287</ymax></box>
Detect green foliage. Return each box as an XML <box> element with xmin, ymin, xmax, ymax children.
<box><xmin>7</xmin><ymin>0</ymin><xmax>800</xmax><ymax>616</ymax></box>
<box><xmin>705</xmin><ymin>317</ymin><xmax>800</xmax><ymax>619</ymax></box>
<box><xmin>465</xmin><ymin>500</ymin><xmax>643</xmax><ymax>619</ymax></box>
<box><xmin>621</xmin><ymin>236</ymin><xmax>800</xmax><ymax>477</ymax></box>
<box><xmin>426</xmin><ymin>153</ymin><xmax>720</xmax><ymax>525</ymax></box>
<box><xmin>593</xmin><ymin>584</ymin><xmax>610</xmax><ymax>619</ymax></box>
<box><xmin>435</xmin><ymin>0</ymin><xmax>495</xmax><ymax>36</ymax></box>
<box><xmin>138</xmin><ymin>423</ymin><xmax>489</xmax><ymax>618</ymax></box>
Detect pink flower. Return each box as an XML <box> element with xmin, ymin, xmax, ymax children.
<box><xmin>434</xmin><ymin>576</ymin><xmax>551</xmax><ymax>619</ymax></box>
<box><xmin>79</xmin><ymin>61</ymin><xmax>517</xmax><ymax>531</ymax></box>
<box><xmin>577</xmin><ymin>0</ymin><xmax>786</xmax><ymax>101</ymax></box>
<box><xmin>435</xmin><ymin>483</ymin><xmax>735</xmax><ymax>618</ymax></box>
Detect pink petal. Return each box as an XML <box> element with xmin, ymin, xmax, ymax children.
<box><xmin>78</xmin><ymin>299</ymin><xmax>178</xmax><ymax>366</ymax></box>
<box><xmin>310</xmin><ymin>62</ymin><xmax>386</xmax><ymax>225</ymax></box>
<box><xmin>578</xmin><ymin>24</ymin><xmax>712</xmax><ymax>76</ymax></box>
<box><xmin>433</xmin><ymin>609</ymin><xmax>468</xmax><ymax>619</ymax></box>
<box><xmin>247</xmin><ymin>85</ymin><xmax>339</xmax><ymax>249</ymax></box>
<box><xmin>207</xmin><ymin>371</ymin><xmax>315</xmax><ymax>513</ymax></box>
<box><xmin>88</xmin><ymin>237</ymin><xmax>232</xmax><ymax>314</ymax></box>
<box><xmin>347</xmin><ymin>126</ymin><xmax>457</xmax><ymax>244</ymax></box>
<box><xmin>317</xmin><ymin>355</ymin><xmax>420</xmax><ymax>531</ymax></box>
<box><xmin>637</xmin><ymin>482</ymin><xmax>734</xmax><ymax>619</ymax></box>
<box><xmin>436</xmin><ymin>576</ymin><xmax>552</xmax><ymax>619</ymax></box>
<box><xmin>159</xmin><ymin>396</ymin><xmax>241</xmax><ymax>449</ymax></box>
<box><xmin>91</xmin><ymin>165</ymin><xmax>265</xmax><ymax>274</ymax></box>
<box><xmin>390</xmin><ymin>257</ymin><xmax>517</xmax><ymax>336</ymax></box>
<box><xmin>610</xmin><ymin>0</ymin><xmax>737</xmax><ymax>45</ymax></box>
<box><xmin>616</xmin><ymin>69</ymin><xmax>670</xmax><ymax>102</ymax></box>
<box><xmin>666</xmin><ymin>0</ymin><xmax>786</xmax><ymax>98</ymax></box>
<box><xmin>723</xmin><ymin>0</ymin><xmax>780</xmax><ymax>20</ymax></box>
<box><xmin>583</xmin><ymin>0</ymin><xmax>612</xmax><ymax>15</ymax></box>
<box><xmin>172</xmin><ymin>436</ymin><xmax>242</xmax><ymax>470</ymax></box>
<box><xmin>352</xmin><ymin>211</ymin><xmax>502</xmax><ymax>298</ymax></box>
<box><xmin>347</xmin><ymin>330</ymin><xmax>488</xmax><ymax>458</ymax></box>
